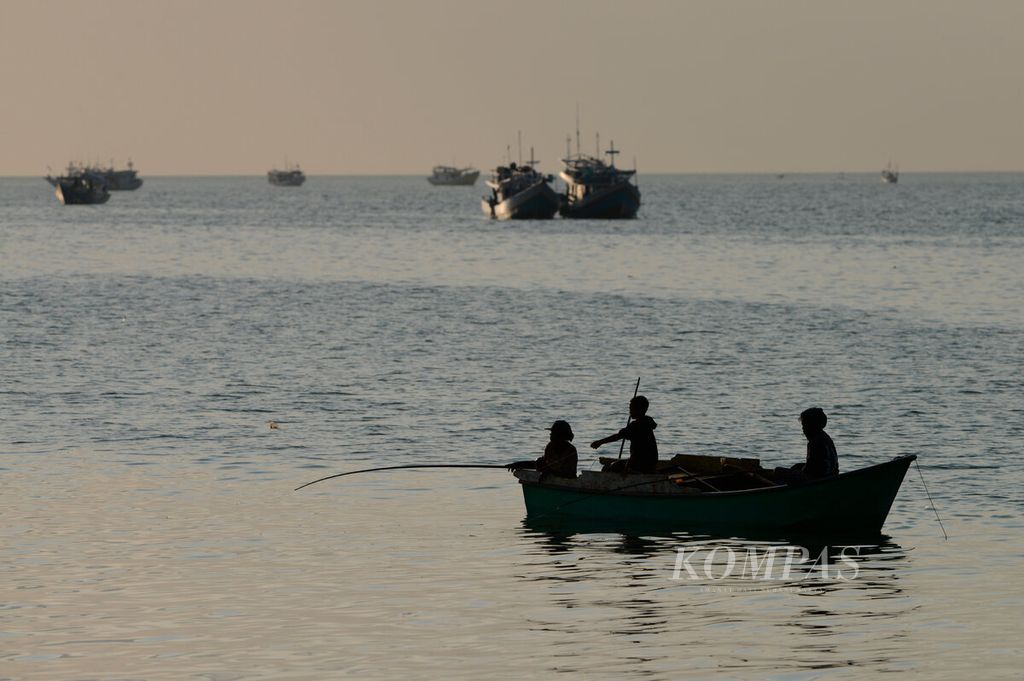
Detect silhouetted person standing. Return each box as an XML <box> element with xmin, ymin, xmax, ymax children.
<box><xmin>591</xmin><ymin>396</ymin><xmax>659</xmax><ymax>473</ymax></box>
<box><xmin>506</xmin><ymin>420</ymin><xmax>578</xmax><ymax>478</ymax></box>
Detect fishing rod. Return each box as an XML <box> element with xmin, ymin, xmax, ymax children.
<box><xmin>295</xmin><ymin>464</ymin><xmax>508</xmax><ymax>491</ymax></box>
<box><xmin>618</xmin><ymin>376</ymin><xmax>641</xmax><ymax>460</ymax></box>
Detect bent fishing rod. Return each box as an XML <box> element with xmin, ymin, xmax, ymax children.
<box><xmin>294</xmin><ymin>464</ymin><xmax>508</xmax><ymax>491</ymax></box>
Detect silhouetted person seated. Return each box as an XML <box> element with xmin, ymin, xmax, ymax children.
<box><xmin>506</xmin><ymin>420</ymin><xmax>578</xmax><ymax>478</ymax></box>
<box><xmin>775</xmin><ymin>407</ymin><xmax>840</xmax><ymax>484</ymax></box>
<box><xmin>590</xmin><ymin>395</ymin><xmax>659</xmax><ymax>474</ymax></box>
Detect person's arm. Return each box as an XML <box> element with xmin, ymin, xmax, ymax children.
<box><xmin>590</xmin><ymin>432</ymin><xmax>622</xmax><ymax>449</ymax></box>
<box><xmin>505</xmin><ymin>460</ymin><xmax>538</xmax><ymax>472</ymax></box>
<box><xmin>593</xmin><ymin>421</ymin><xmax>634</xmax><ymax>449</ymax></box>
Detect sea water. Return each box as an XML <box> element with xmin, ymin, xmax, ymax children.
<box><xmin>1</xmin><ymin>174</ymin><xmax>1022</xmax><ymax>679</ymax></box>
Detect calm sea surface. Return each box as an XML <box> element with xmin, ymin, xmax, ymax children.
<box><xmin>1</xmin><ymin>174</ymin><xmax>1022</xmax><ymax>679</ymax></box>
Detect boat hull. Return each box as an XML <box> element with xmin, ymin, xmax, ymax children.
<box><xmin>268</xmin><ymin>174</ymin><xmax>306</xmax><ymax>187</ymax></box>
<box><xmin>482</xmin><ymin>181</ymin><xmax>561</xmax><ymax>220</ymax></box>
<box><xmin>105</xmin><ymin>173</ymin><xmax>143</xmax><ymax>190</ymax></box>
<box><xmin>560</xmin><ymin>181</ymin><xmax>641</xmax><ymax>219</ymax></box>
<box><xmin>55</xmin><ymin>181</ymin><xmax>110</xmax><ymax>205</ymax></box>
<box><xmin>428</xmin><ymin>171</ymin><xmax>479</xmax><ymax>186</ymax></box>
<box><xmin>518</xmin><ymin>455</ymin><xmax>915</xmax><ymax>533</ymax></box>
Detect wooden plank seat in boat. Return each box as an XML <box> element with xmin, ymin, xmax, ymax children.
<box><xmin>597</xmin><ymin>453</ymin><xmax>762</xmax><ymax>474</ymax></box>
<box><xmin>516</xmin><ymin>469</ymin><xmax>707</xmax><ymax>495</ymax></box>
<box><xmin>594</xmin><ymin>453</ymin><xmax>777</xmax><ymax>491</ymax></box>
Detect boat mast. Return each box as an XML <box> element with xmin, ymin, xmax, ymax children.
<box><xmin>606</xmin><ymin>140</ymin><xmax>619</xmax><ymax>168</ymax></box>
<box><xmin>575</xmin><ymin>103</ymin><xmax>581</xmax><ymax>157</ymax></box>
<box><xmin>596</xmin><ymin>132</ymin><xmax>600</xmax><ymax>158</ymax></box>
<box><xmin>517</xmin><ymin>130</ymin><xmax>522</xmax><ymax>166</ymax></box>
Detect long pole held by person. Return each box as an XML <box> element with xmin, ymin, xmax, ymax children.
<box><xmin>618</xmin><ymin>377</ymin><xmax>641</xmax><ymax>459</ymax></box>
<box><xmin>294</xmin><ymin>464</ymin><xmax>508</xmax><ymax>491</ymax></box>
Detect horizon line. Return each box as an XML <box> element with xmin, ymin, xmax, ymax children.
<box><xmin>7</xmin><ymin>169</ymin><xmax>1024</xmax><ymax>179</ymax></box>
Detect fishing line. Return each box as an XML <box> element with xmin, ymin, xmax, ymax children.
<box><xmin>914</xmin><ymin>459</ymin><xmax>948</xmax><ymax>540</ymax></box>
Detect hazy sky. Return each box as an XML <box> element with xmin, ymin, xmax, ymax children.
<box><xmin>2</xmin><ymin>0</ymin><xmax>1023</xmax><ymax>175</ymax></box>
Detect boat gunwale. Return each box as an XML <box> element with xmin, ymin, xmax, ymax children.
<box><xmin>517</xmin><ymin>454</ymin><xmax>917</xmax><ymax>499</ymax></box>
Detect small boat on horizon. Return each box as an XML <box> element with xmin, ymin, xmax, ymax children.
<box><xmin>427</xmin><ymin>165</ymin><xmax>480</xmax><ymax>186</ymax></box>
<box><xmin>881</xmin><ymin>161</ymin><xmax>899</xmax><ymax>184</ymax></box>
<box><xmin>481</xmin><ymin>149</ymin><xmax>561</xmax><ymax>220</ymax></box>
<box><xmin>514</xmin><ymin>453</ymin><xmax>916</xmax><ymax>534</ymax></box>
<box><xmin>268</xmin><ymin>162</ymin><xmax>306</xmax><ymax>187</ymax></box>
<box><xmin>95</xmin><ymin>159</ymin><xmax>143</xmax><ymax>190</ymax></box>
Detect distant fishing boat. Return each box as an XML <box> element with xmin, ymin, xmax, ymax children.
<box><xmin>45</xmin><ymin>161</ymin><xmax>88</xmax><ymax>187</ymax></box>
<box><xmin>559</xmin><ymin>138</ymin><xmax>641</xmax><ymax>219</ymax></box>
<box><xmin>481</xmin><ymin>149</ymin><xmax>560</xmax><ymax>220</ymax></box>
<box><xmin>881</xmin><ymin>161</ymin><xmax>899</xmax><ymax>184</ymax></box>
<box><xmin>514</xmin><ymin>454</ymin><xmax>916</xmax><ymax>533</ymax></box>
<box><xmin>46</xmin><ymin>159</ymin><xmax>143</xmax><ymax>190</ymax></box>
<box><xmin>94</xmin><ymin>159</ymin><xmax>143</xmax><ymax>190</ymax></box>
<box><xmin>55</xmin><ymin>172</ymin><xmax>110</xmax><ymax>205</ymax></box>
<box><xmin>268</xmin><ymin>161</ymin><xmax>306</xmax><ymax>187</ymax></box>
<box><xmin>427</xmin><ymin>165</ymin><xmax>480</xmax><ymax>186</ymax></box>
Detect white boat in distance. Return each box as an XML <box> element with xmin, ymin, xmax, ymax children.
<box><xmin>428</xmin><ymin>165</ymin><xmax>480</xmax><ymax>186</ymax></box>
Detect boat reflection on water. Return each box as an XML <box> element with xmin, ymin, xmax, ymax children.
<box><xmin>517</xmin><ymin>514</ymin><xmax>910</xmax><ymax>597</ymax></box>
<box><xmin>513</xmin><ymin>516</ymin><xmax>914</xmax><ymax>674</ymax></box>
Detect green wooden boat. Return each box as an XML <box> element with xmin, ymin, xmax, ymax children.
<box><xmin>514</xmin><ymin>455</ymin><xmax>916</xmax><ymax>534</ymax></box>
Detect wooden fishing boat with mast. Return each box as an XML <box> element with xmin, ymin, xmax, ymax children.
<box><xmin>559</xmin><ymin>122</ymin><xmax>641</xmax><ymax>219</ymax></box>
<box><xmin>54</xmin><ymin>171</ymin><xmax>111</xmax><ymax>205</ymax></box>
<box><xmin>268</xmin><ymin>157</ymin><xmax>306</xmax><ymax>186</ymax></box>
<box><xmin>46</xmin><ymin>159</ymin><xmax>143</xmax><ymax>190</ymax></box>
<box><xmin>481</xmin><ymin>137</ymin><xmax>560</xmax><ymax>220</ymax></box>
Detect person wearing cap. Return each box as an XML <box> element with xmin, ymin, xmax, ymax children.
<box><xmin>774</xmin><ymin>407</ymin><xmax>839</xmax><ymax>483</ymax></box>
<box><xmin>506</xmin><ymin>420</ymin><xmax>578</xmax><ymax>478</ymax></box>
<box><xmin>590</xmin><ymin>395</ymin><xmax>659</xmax><ymax>474</ymax></box>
